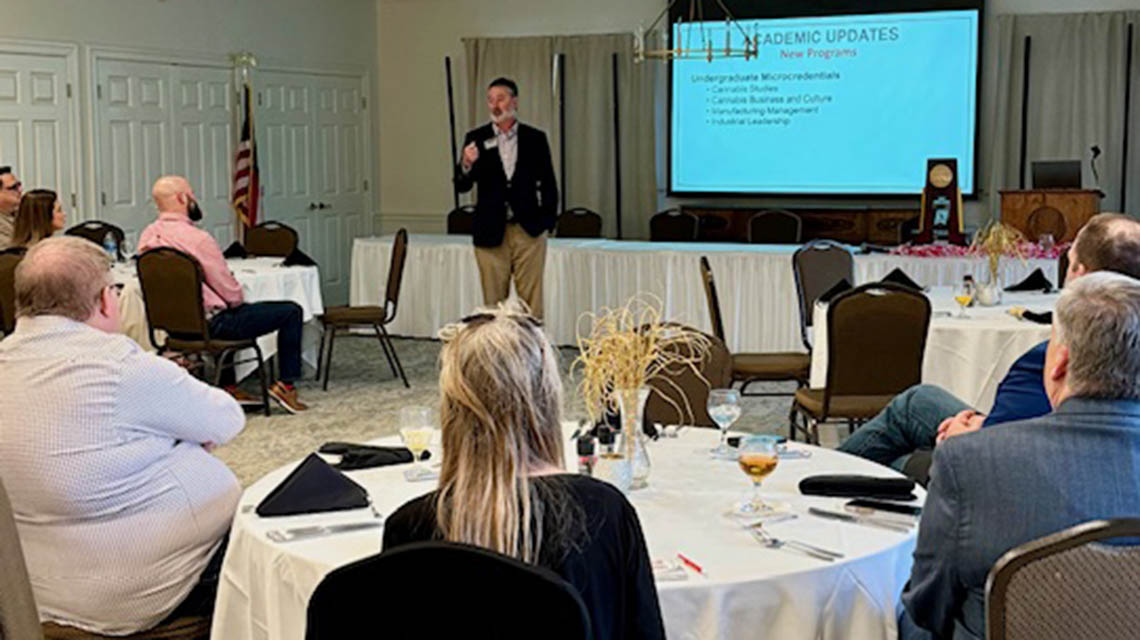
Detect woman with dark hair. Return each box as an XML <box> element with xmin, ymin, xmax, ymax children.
<box><xmin>9</xmin><ymin>189</ymin><xmax>65</xmax><ymax>249</ymax></box>
<box><xmin>382</xmin><ymin>302</ymin><xmax>666</xmax><ymax>640</ymax></box>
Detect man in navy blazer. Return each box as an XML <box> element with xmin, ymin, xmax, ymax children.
<box><xmin>902</xmin><ymin>270</ymin><xmax>1140</xmax><ymax>639</ymax></box>
<box><xmin>455</xmin><ymin>77</ymin><xmax>558</xmax><ymax>318</ymax></box>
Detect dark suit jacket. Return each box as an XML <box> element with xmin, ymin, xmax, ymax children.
<box><xmin>454</xmin><ymin>122</ymin><xmax>558</xmax><ymax>248</ymax></box>
<box><xmin>902</xmin><ymin>397</ymin><xmax>1140</xmax><ymax>639</ymax></box>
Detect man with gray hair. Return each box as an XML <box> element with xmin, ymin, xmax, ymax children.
<box><xmin>0</xmin><ymin>237</ymin><xmax>244</xmax><ymax>634</ymax></box>
<box><xmin>901</xmin><ymin>271</ymin><xmax>1140</xmax><ymax>640</ymax></box>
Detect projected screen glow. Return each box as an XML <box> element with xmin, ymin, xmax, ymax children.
<box><xmin>670</xmin><ymin>9</ymin><xmax>979</xmax><ymax>195</ymax></box>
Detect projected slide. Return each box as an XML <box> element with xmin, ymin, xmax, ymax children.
<box><xmin>670</xmin><ymin>9</ymin><xmax>978</xmax><ymax>195</ymax></box>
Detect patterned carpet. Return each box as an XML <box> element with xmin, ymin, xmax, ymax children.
<box><xmin>214</xmin><ymin>336</ymin><xmax>806</xmax><ymax>487</ymax></box>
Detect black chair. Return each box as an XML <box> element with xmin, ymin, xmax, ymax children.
<box><xmin>649</xmin><ymin>209</ymin><xmax>699</xmax><ymax>242</ymax></box>
<box><xmin>447</xmin><ymin>205</ymin><xmax>476</xmax><ymax>235</ymax></box>
<box><xmin>136</xmin><ymin>248</ymin><xmax>270</xmax><ymax>415</ymax></box>
<box><xmin>747</xmin><ymin>210</ymin><xmax>802</xmax><ymax>244</ymax></box>
<box><xmin>1058</xmin><ymin>249</ymin><xmax>1070</xmax><ymax>289</ymax></box>
<box><xmin>306</xmin><ymin>541</ymin><xmax>591</xmax><ymax>640</ymax></box>
<box><xmin>65</xmin><ymin>221</ymin><xmax>126</xmax><ymax>260</ymax></box>
<box><xmin>555</xmin><ymin>207</ymin><xmax>603</xmax><ymax>238</ymax></box>
<box><xmin>318</xmin><ymin>229</ymin><xmax>409</xmax><ymax>389</ymax></box>
<box><xmin>0</xmin><ymin>247</ymin><xmax>25</xmax><ymax>336</ymax></box>
<box><xmin>245</xmin><ymin>221</ymin><xmax>299</xmax><ymax>257</ymax></box>
<box><xmin>986</xmin><ymin>518</ymin><xmax>1140</xmax><ymax>640</ymax></box>
<box><xmin>792</xmin><ymin>240</ymin><xmax>855</xmax><ymax>351</ymax></box>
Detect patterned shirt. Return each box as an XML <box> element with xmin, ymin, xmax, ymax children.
<box><xmin>138</xmin><ymin>213</ymin><xmax>244</xmax><ymax>312</ymax></box>
<box><xmin>0</xmin><ymin>316</ymin><xmax>245</xmax><ymax>634</ymax></box>
<box><xmin>495</xmin><ymin>119</ymin><xmax>519</xmax><ymax>181</ymax></box>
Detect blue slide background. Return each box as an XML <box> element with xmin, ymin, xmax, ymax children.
<box><xmin>670</xmin><ymin>10</ymin><xmax>978</xmax><ymax>194</ymax></box>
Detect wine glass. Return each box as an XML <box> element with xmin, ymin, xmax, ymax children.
<box><xmin>953</xmin><ymin>283</ymin><xmax>974</xmax><ymax>318</ymax></box>
<box><xmin>707</xmin><ymin>389</ymin><xmax>742</xmax><ymax>458</ymax></box>
<box><xmin>399</xmin><ymin>406</ymin><xmax>435</xmax><ymax>481</ymax></box>
<box><xmin>737</xmin><ymin>434</ymin><xmax>781</xmax><ymax>514</ymax></box>
<box><xmin>1039</xmin><ymin>233</ymin><xmax>1055</xmax><ymax>252</ymax></box>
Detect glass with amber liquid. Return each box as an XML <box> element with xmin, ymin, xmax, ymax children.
<box><xmin>737</xmin><ymin>435</ymin><xmax>781</xmax><ymax>514</ymax></box>
<box><xmin>954</xmin><ymin>283</ymin><xmax>974</xmax><ymax>318</ymax></box>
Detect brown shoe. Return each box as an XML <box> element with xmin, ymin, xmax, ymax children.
<box><xmin>268</xmin><ymin>381</ymin><xmax>309</xmax><ymax>414</ymax></box>
<box><xmin>226</xmin><ymin>386</ymin><xmax>263</xmax><ymax>406</ymax></box>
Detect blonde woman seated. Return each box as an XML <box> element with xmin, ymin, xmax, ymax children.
<box><xmin>382</xmin><ymin>304</ymin><xmax>666</xmax><ymax>639</ymax></box>
<box><xmin>8</xmin><ymin>189</ymin><xmax>65</xmax><ymax>249</ymax></box>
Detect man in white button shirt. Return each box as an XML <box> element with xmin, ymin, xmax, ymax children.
<box><xmin>0</xmin><ymin>237</ymin><xmax>244</xmax><ymax>635</ymax></box>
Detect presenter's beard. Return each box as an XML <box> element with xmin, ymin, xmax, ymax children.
<box><xmin>491</xmin><ymin>108</ymin><xmax>516</xmax><ymax>125</ymax></box>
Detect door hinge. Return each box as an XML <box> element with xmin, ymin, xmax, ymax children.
<box><xmin>66</xmin><ymin>83</ymin><xmax>72</xmax><ymax>98</ymax></box>
<box><xmin>363</xmin><ymin>179</ymin><xmax>369</xmax><ymax>191</ymax></box>
<box><xmin>100</xmin><ymin>192</ymin><xmax>107</xmax><ymax>206</ymax></box>
<box><xmin>96</xmin><ymin>84</ymin><xmax>102</xmax><ymax>100</ymax></box>
<box><xmin>257</xmin><ymin>92</ymin><xmax>263</xmax><ymax>107</ymax></box>
<box><xmin>70</xmin><ymin>193</ymin><xmax>77</xmax><ymax>207</ymax></box>
<box><xmin>361</xmin><ymin>96</ymin><xmax>367</xmax><ymax>109</ymax></box>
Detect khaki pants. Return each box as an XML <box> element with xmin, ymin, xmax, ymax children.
<box><xmin>473</xmin><ymin>224</ymin><xmax>547</xmax><ymax>319</ymax></box>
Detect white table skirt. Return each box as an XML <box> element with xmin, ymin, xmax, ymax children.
<box><xmin>810</xmin><ymin>287</ymin><xmax>1057</xmax><ymax>410</ymax></box>
<box><xmin>211</xmin><ymin>426</ymin><xmax>924</xmax><ymax>640</ymax></box>
<box><xmin>115</xmin><ymin>257</ymin><xmax>325</xmax><ymax>381</ymax></box>
<box><xmin>351</xmin><ymin>234</ymin><xmax>1056</xmax><ymax>353</ymax></box>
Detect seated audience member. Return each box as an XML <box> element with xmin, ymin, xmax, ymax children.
<box><xmin>0</xmin><ymin>166</ymin><xmax>21</xmax><ymax>246</ymax></box>
<box><xmin>902</xmin><ymin>270</ymin><xmax>1140</xmax><ymax>638</ymax></box>
<box><xmin>0</xmin><ymin>237</ymin><xmax>244</xmax><ymax>634</ymax></box>
<box><xmin>839</xmin><ymin>213</ymin><xmax>1140</xmax><ymax>475</ymax></box>
<box><xmin>382</xmin><ymin>304</ymin><xmax>666</xmax><ymax>640</ymax></box>
<box><xmin>138</xmin><ymin>175</ymin><xmax>308</xmax><ymax>412</ymax></box>
<box><xmin>7</xmin><ymin>189</ymin><xmax>66</xmax><ymax>249</ymax></box>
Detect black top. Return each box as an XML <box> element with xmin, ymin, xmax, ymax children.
<box><xmin>383</xmin><ymin>474</ymin><xmax>666</xmax><ymax>640</ymax></box>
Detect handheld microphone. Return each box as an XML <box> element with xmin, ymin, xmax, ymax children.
<box><xmin>1090</xmin><ymin>145</ymin><xmax>1101</xmax><ymax>186</ymax></box>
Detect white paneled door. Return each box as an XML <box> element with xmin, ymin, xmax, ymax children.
<box><xmin>0</xmin><ymin>48</ymin><xmax>78</xmax><ymax>218</ymax></box>
<box><xmin>258</xmin><ymin>70</ymin><xmax>369</xmax><ymax>304</ymax></box>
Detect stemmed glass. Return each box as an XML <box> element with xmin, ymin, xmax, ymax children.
<box><xmin>736</xmin><ymin>435</ymin><xmax>781</xmax><ymax>514</ymax></box>
<box><xmin>953</xmin><ymin>283</ymin><xmax>974</xmax><ymax>318</ymax></box>
<box><xmin>399</xmin><ymin>406</ymin><xmax>435</xmax><ymax>481</ymax></box>
<box><xmin>707</xmin><ymin>388</ymin><xmax>742</xmax><ymax>458</ymax></box>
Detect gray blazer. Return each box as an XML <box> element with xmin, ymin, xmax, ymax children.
<box><xmin>902</xmin><ymin>397</ymin><xmax>1140</xmax><ymax>639</ymax></box>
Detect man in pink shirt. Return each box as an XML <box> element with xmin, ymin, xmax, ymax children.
<box><xmin>138</xmin><ymin>176</ymin><xmax>307</xmax><ymax>413</ymax></box>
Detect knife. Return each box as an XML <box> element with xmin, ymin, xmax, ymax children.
<box><xmin>808</xmin><ymin>507</ymin><xmax>912</xmax><ymax>532</ymax></box>
<box><xmin>265</xmin><ymin>520</ymin><xmax>383</xmax><ymax>543</ymax></box>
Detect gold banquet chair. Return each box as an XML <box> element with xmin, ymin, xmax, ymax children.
<box><xmin>245</xmin><ymin>221</ymin><xmax>299</xmax><ymax>258</ymax></box>
<box><xmin>643</xmin><ymin>325</ymin><xmax>734</xmax><ymax>429</ymax></box>
<box><xmin>747</xmin><ymin>210</ymin><xmax>802</xmax><ymax>244</ymax></box>
<box><xmin>555</xmin><ymin>208</ymin><xmax>603</xmax><ymax>238</ymax></box>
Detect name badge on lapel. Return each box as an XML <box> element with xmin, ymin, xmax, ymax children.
<box><xmin>482</xmin><ymin>137</ymin><xmax>499</xmax><ymax>150</ymax></box>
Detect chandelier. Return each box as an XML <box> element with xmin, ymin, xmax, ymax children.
<box><xmin>634</xmin><ymin>0</ymin><xmax>759</xmax><ymax>63</ymax></box>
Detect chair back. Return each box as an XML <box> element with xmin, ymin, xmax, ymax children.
<box><xmin>383</xmin><ymin>229</ymin><xmax>408</xmax><ymax>322</ymax></box>
<box><xmin>447</xmin><ymin>205</ymin><xmax>476</xmax><ymax>235</ymax></box>
<box><xmin>136</xmin><ymin>248</ymin><xmax>211</xmax><ymax>347</ymax></box>
<box><xmin>1027</xmin><ymin>207</ymin><xmax>1068</xmax><ymax>242</ymax></box>
<box><xmin>0</xmin><ymin>247</ymin><xmax>25</xmax><ymax>336</ymax></box>
<box><xmin>649</xmin><ymin>209</ymin><xmax>699</xmax><ymax>242</ymax></box>
<box><xmin>306</xmin><ymin>541</ymin><xmax>591</xmax><ymax>640</ymax></box>
<box><xmin>555</xmin><ymin>208</ymin><xmax>603</xmax><ymax>238</ymax></box>
<box><xmin>748</xmin><ymin>210</ymin><xmax>802</xmax><ymax>244</ymax></box>
<box><xmin>0</xmin><ymin>475</ymin><xmax>43</xmax><ymax>640</ymax></box>
<box><xmin>698</xmin><ymin>257</ymin><xmax>725</xmax><ymax>342</ymax></box>
<box><xmin>792</xmin><ymin>240</ymin><xmax>854</xmax><ymax>348</ymax></box>
<box><xmin>986</xmin><ymin>518</ymin><xmax>1140</xmax><ymax>640</ymax></box>
<box><xmin>245</xmin><ymin>221</ymin><xmax>299</xmax><ymax>257</ymax></box>
<box><xmin>824</xmin><ymin>283</ymin><xmax>930</xmax><ymax>405</ymax></box>
<box><xmin>65</xmin><ymin>221</ymin><xmax>125</xmax><ymax>259</ymax></box>
<box><xmin>644</xmin><ymin>326</ymin><xmax>733</xmax><ymax>428</ymax></box>
<box><xmin>1058</xmin><ymin>249</ymin><xmax>1070</xmax><ymax>289</ymax></box>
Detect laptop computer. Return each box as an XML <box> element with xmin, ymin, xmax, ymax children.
<box><xmin>1032</xmin><ymin>160</ymin><xmax>1082</xmax><ymax>189</ymax></box>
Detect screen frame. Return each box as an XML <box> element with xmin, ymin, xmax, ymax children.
<box><xmin>666</xmin><ymin>0</ymin><xmax>986</xmax><ymax>199</ymax></box>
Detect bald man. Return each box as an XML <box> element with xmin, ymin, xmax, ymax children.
<box><xmin>138</xmin><ymin>176</ymin><xmax>308</xmax><ymax>413</ymax></box>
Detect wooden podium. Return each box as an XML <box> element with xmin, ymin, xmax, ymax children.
<box><xmin>999</xmin><ymin>189</ymin><xmax>1101</xmax><ymax>243</ymax></box>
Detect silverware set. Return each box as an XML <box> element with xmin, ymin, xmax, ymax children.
<box><xmin>749</xmin><ymin>524</ymin><xmax>845</xmax><ymax>562</ymax></box>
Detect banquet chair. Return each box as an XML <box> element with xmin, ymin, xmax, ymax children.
<box><xmin>317</xmin><ymin>229</ymin><xmax>409</xmax><ymax>389</ymax></box>
<box><xmin>748</xmin><ymin>210</ymin><xmax>802</xmax><ymax>244</ymax></box>
<box><xmin>791</xmin><ymin>282</ymin><xmax>930</xmax><ymax>444</ymax></box>
<box><xmin>643</xmin><ymin>324</ymin><xmax>733</xmax><ymax>428</ymax></box>
<box><xmin>244</xmin><ymin>221</ymin><xmax>299</xmax><ymax>257</ymax></box>
<box><xmin>555</xmin><ymin>207</ymin><xmax>603</xmax><ymax>238</ymax></box>
<box><xmin>1027</xmin><ymin>207</ymin><xmax>1068</xmax><ymax>243</ymax></box>
<box><xmin>0</xmin><ymin>475</ymin><xmax>41</xmax><ymax>640</ymax></box>
<box><xmin>447</xmin><ymin>204</ymin><xmax>476</xmax><ymax>235</ymax></box>
<box><xmin>65</xmin><ymin>221</ymin><xmax>125</xmax><ymax>260</ymax></box>
<box><xmin>792</xmin><ymin>240</ymin><xmax>854</xmax><ymax>351</ymax></box>
<box><xmin>0</xmin><ymin>247</ymin><xmax>26</xmax><ymax>337</ymax></box>
<box><xmin>650</xmin><ymin>209</ymin><xmax>699</xmax><ymax>242</ymax></box>
<box><xmin>136</xmin><ymin>248</ymin><xmax>271</xmax><ymax>415</ymax></box>
<box><xmin>986</xmin><ymin>518</ymin><xmax>1140</xmax><ymax>640</ymax></box>
<box><xmin>1058</xmin><ymin>250</ymin><xmax>1070</xmax><ymax>289</ymax></box>
<box><xmin>306</xmin><ymin>541</ymin><xmax>591</xmax><ymax>640</ymax></box>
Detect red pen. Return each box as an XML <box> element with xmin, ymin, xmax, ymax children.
<box><xmin>676</xmin><ymin>552</ymin><xmax>706</xmax><ymax>577</ymax></box>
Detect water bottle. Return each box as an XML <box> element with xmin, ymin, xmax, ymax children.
<box><xmin>102</xmin><ymin>231</ymin><xmax>118</xmax><ymax>261</ymax></box>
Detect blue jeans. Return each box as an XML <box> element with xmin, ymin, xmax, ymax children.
<box><xmin>209</xmin><ymin>301</ymin><xmax>303</xmax><ymax>383</ymax></box>
<box><xmin>838</xmin><ymin>384</ymin><xmax>972</xmax><ymax>471</ymax></box>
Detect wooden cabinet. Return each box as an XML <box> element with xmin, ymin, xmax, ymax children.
<box><xmin>999</xmin><ymin>190</ymin><xmax>1100</xmax><ymax>243</ymax></box>
<box><xmin>680</xmin><ymin>206</ymin><xmax>920</xmax><ymax>245</ymax></box>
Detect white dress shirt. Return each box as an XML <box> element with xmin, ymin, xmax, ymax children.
<box><xmin>0</xmin><ymin>316</ymin><xmax>245</xmax><ymax>635</ymax></box>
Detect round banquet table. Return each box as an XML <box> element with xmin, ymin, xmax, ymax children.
<box><xmin>811</xmin><ymin>287</ymin><xmax>1057</xmax><ymax>411</ymax></box>
<box><xmin>212</xmin><ymin>426</ymin><xmax>925</xmax><ymax>640</ymax></box>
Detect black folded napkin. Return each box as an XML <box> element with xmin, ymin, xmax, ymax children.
<box><xmin>1005</xmin><ymin>268</ymin><xmax>1053</xmax><ymax>293</ymax></box>
<box><xmin>817</xmin><ymin>278</ymin><xmax>853</xmax><ymax>304</ymax></box>
<box><xmin>223</xmin><ymin>242</ymin><xmax>248</xmax><ymax>259</ymax></box>
<box><xmin>318</xmin><ymin>442</ymin><xmax>429</xmax><ymax>471</ymax></box>
<box><xmin>880</xmin><ymin>268</ymin><xmax>923</xmax><ymax>291</ymax></box>
<box><xmin>1022</xmin><ymin>310</ymin><xmax>1053</xmax><ymax>325</ymax></box>
<box><xmin>256</xmin><ymin>453</ymin><xmax>370</xmax><ymax>517</ymax></box>
<box><xmin>799</xmin><ymin>474</ymin><xmax>916</xmax><ymax>500</ymax></box>
<box><xmin>283</xmin><ymin>248</ymin><xmax>318</xmax><ymax>267</ymax></box>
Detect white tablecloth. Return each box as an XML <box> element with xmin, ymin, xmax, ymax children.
<box><xmin>351</xmin><ymin>234</ymin><xmax>1055</xmax><ymax>352</ymax></box>
<box><xmin>212</xmin><ymin>426</ymin><xmax>925</xmax><ymax>640</ymax></box>
<box><xmin>115</xmin><ymin>257</ymin><xmax>325</xmax><ymax>380</ymax></box>
<box><xmin>810</xmin><ymin>287</ymin><xmax>1057</xmax><ymax>410</ymax></box>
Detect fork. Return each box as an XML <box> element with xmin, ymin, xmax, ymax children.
<box><xmin>751</xmin><ymin>526</ymin><xmax>845</xmax><ymax>562</ymax></box>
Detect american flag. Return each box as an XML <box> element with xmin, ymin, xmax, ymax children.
<box><xmin>232</xmin><ymin>84</ymin><xmax>259</xmax><ymax>233</ymax></box>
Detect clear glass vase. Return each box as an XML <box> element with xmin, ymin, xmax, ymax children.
<box><xmin>616</xmin><ymin>387</ymin><xmax>651</xmax><ymax>491</ymax></box>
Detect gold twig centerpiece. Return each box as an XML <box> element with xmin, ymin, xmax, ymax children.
<box><xmin>970</xmin><ymin>220</ymin><xmax>1026</xmax><ymax>284</ymax></box>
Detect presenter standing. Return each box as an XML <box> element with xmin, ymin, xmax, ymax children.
<box><xmin>456</xmin><ymin>77</ymin><xmax>557</xmax><ymax>319</ymax></box>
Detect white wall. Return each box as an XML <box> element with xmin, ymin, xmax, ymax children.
<box><xmin>377</xmin><ymin>0</ymin><xmax>1140</xmax><ymax>234</ymax></box>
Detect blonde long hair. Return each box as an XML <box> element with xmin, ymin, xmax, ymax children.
<box><xmin>435</xmin><ymin>303</ymin><xmax>568</xmax><ymax>564</ymax></box>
